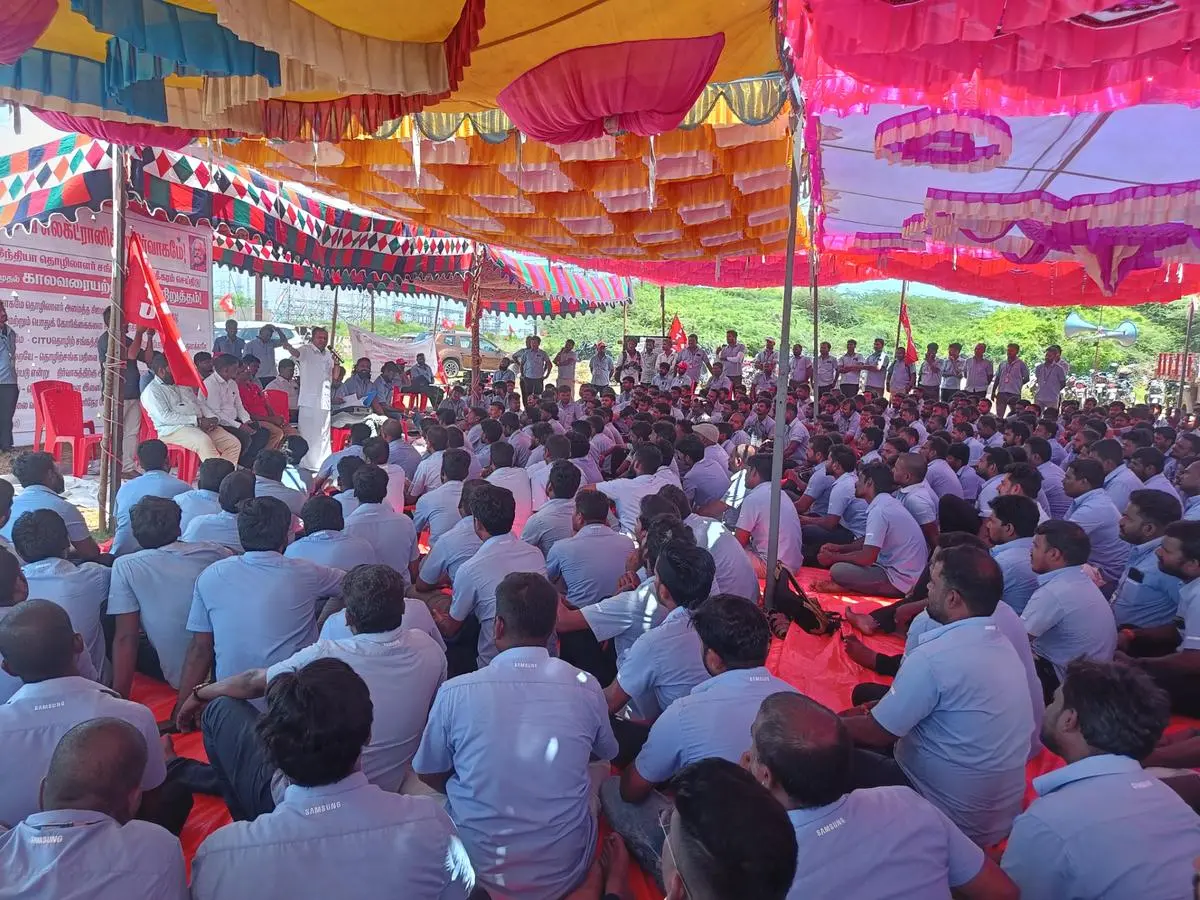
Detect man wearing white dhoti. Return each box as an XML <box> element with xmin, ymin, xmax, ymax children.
<box><xmin>281</xmin><ymin>326</ymin><xmax>336</xmax><ymax>472</ymax></box>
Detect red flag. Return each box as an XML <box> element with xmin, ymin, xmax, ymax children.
<box><xmin>898</xmin><ymin>301</ymin><xmax>919</xmax><ymax>364</ymax></box>
<box><xmin>217</xmin><ymin>292</ymin><xmax>236</xmax><ymax>317</ymax></box>
<box><xmin>123</xmin><ymin>233</ymin><xmax>204</xmax><ymax>389</ymax></box>
<box><xmin>440</xmin><ymin>317</ymin><xmax>453</xmax><ymax>330</ymax></box>
<box><xmin>667</xmin><ymin>315</ymin><xmax>686</xmax><ymax>353</ymax></box>
<box><xmin>393</xmin><ymin>309</ymin><xmax>404</xmax><ymax>323</ymax></box>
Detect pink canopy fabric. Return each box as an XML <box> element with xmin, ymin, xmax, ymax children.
<box><xmin>497</xmin><ymin>36</ymin><xmax>725</xmax><ymax>144</ymax></box>
<box><xmin>0</xmin><ymin>0</ymin><xmax>56</xmax><ymax>65</ymax></box>
<box><xmin>29</xmin><ymin>110</ymin><xmax>194</xmax><ymax>152</ymax></box>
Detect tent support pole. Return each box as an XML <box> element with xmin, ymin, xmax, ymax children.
<box><xmin>809</xmin><ymin>209</ymin><xmax>820</xmax><ymax>423</ymax></box>
<box><xmin>1180</xmin><ymin>300</ymin><xmax>1196</xmax><ymax>412</ymax></box>
<box><xmin>369</xmin><ymin>287</ymin><xmax>376</xmax><ymax>333</ymax></box>
<box><xmin>330</xmin><ymin>286</ymin><xmax>340</xmax><ymax>346</ymax></box>
<box><xmin>98</xmin><ymin>145</ymin><xmax>129</xmax><ymax>532</ymax></box>
<box><xmin>253</xmin><ymin>274</ymin><xmax>263</xmax><ymax>319</ymax></box>
<box><xmin>468</xmin><ymin>244</ymin><xmax>485</xmax><ymax>401</ymax></box>
<box><xmin>660</xmin><ymin>284</ymin><xmax>666</xmax><ymax>338</ymax></box>
<box><xmin>764</xmin><ymin>120</ymin><xmax>803</xmax><ymax>609</ymax></box>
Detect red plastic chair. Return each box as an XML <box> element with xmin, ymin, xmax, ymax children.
<box><xmin>265</xmin><ymin>390</ymin><xmax>290</xmax><ymax>420</ymax></box>
<box><xmin>331</xmin><ymin>426</ymin><xmax>351</xmax><ymax>452</ymax></box>
<box><xmin>32</xmin><ymin>380</ymin><xmax>80</xmax><ymax>451</ymax></box>
<box><xmin>139</xmin><ymin>408</ymin><xmax>200</xmax><ymax>485</ymax></box>
<box><xmin>43</xmin><ymin>388</ymin><xmax>103</xmax><ymax>478</ymax></box>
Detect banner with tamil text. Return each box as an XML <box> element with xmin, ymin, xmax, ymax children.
<box><xmin>0</xmin><ymin>208</ymin><xmax>213</xmax><ymax>444</ymax></box>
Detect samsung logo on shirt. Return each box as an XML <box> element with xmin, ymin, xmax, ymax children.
<box><xmin>30</xmin><ymin>835</ymin><xmax>63</xmax><ymax>844</ymax></box>
<box><xmin>815</xmin><ymin>818</ymin><xmax>846</xmax><ymax>837</ymax></box>
<box><xmin>32</xmin><ymin>701</ymin><xmax>66</xmax><ymax>712</ymax></box>
<box><xmin>303</xmin><ymin>801</ymin><xmax>342</xmax><ymax>816</ymax></box>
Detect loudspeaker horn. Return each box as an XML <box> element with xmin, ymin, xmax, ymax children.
<box><xmin>1063</xmin><ymin>312</ymin><xmax>1138</xmax><ymax>347</ymax></box>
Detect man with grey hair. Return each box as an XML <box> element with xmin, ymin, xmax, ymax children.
<box><xmin>0</xmin><ymin>717</ymin><xmax>188</xmax><ymax>898</ymax></box>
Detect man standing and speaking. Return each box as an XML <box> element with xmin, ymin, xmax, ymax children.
<box><xmin>279</xmin><ymin>326</ymin><xmax>336</xmax><ymax>472</ymax></box>
<box><xmin>514</xmin><ymin>335</ymin><xmax>551</xmax><ymax>401</ymax></box>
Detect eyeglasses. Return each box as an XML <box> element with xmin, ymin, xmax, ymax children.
<box><xmin>658</xmin><ymin>806</ymin><xmax>691</xmax><ymax>898</ymax></box>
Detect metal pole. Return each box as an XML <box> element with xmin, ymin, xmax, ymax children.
<box><xmin>660</xmin><ymin>284</ymin><xmax>666</xmax><ymax>338</ymax></box>
<box><xmin>1090</xmin><ymin>308</ymin><xmax>1103</xmax><ymax>389</ymax></box>
<box><xmin>431</xmin><ymin>294</ymin><xmax>443</xmax><ymax>336</ymax></box>
<box><xmin>763</xmin><ymin>124</ymin><xmax>803</xmax><ymax>609</ymax></box>
<box><xmin>809</xmin><ymin>207</ymin><xmax>820</xmax><ymax>423</ymax></box>
<box><xmin>253</xmin><ymin>273</ymin><xmax>263</xmax><ymax>319</ymax></box>
<box><xmin>98</xmin><ymin>145</ymin><xmax>129</xmax><ymax>532</ymax></box>
<box><xmin>622</xmin><ymin>294</ymin><xmax>629</xmax><ymax>348</ymax></box>
<box><xmin>329</xmin><ymin>286</ymin><xmax>340</xmax><ymax>348</ymax></box>
<box><xmin>1179</xmin><ymin>300</ymin><xmax>1195</xmax><ymax>412</ymax></box>
<box><xmin>369</xmin><ymin>287</ymin><xmax>376</xmax><ymax>333</ymax></box>
<box><xmin>467</xmin><ymin>243</ymin><xmax>485</xmax><ymax>400</ymax></box>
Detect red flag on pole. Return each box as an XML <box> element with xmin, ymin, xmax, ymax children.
<box><xmin>898</xmin><ymin>301</ymin><xmax>919</xmax><ymax>364</ymax></box>
<box><xmin>667</xmin><ymin>315</ymin><xmax>686</xmax><ymax>353</ymax></box>
<box><xmin>217</xmin><ymin>293</ymin><xmax>236</xmax><ymax>317</ymax></box>
<box><xmin>123</xmin><ymin>233</ymin><xmax>204</xmax><ymax>389</ymax></box>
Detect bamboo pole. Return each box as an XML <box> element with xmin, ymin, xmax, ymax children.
<box><xmin>98</xmin><ymin>146</ymin><xmax>129</xmax><ymax>532</ymax></box>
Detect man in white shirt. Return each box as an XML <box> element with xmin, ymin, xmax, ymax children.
<box><xmin>553</xmin><ymin>339</ymin><xmax>578</xmax><ymax>388</ymax></box>
<box><xmin>141</xmin><ymin>353</ymin><xmax>241</xmax><ymax>464</ymax></box>
<box><xmin>789</xmin><ymin>343</ymin><xmax>812</xmax><ymax>388</ymax></box>
<box><xmin>736</xmin><ymin>455</ymin><xmax>805</xmax><ymax>576</ymax></box>
<box><xmin>279</xmin><ymin>326</ymin><xmax>335</xmax><ymax>472</ymax></box>
<box><xmin>205</xmin><ymin>353</ymin><xmax>268</xmax><ymax>467</ymax></box>
<box><xmin>939</xmin><ymin>343</ymin><xmax>965</xmax><ymax>402</ymax></box>
<box><xmin>716</xmin><ymin>331</ymin><xmax>747</xmax><ymax>390</ymax></box>
<box><xmin>863</xmin><ymin>337</ymin><xmax>889</xmax><ymax>394</ymax></box>
<box><xmin>963</xmin><ymin>343</ymin><xmax>994</xmax><ymax>397</ymax></box>
<box><xmin>109</xmin><ymin>496</ymin><xmax>233</xmax><ymax>698</ymax></box>
<box><xmin>264</xmin><ymin>358</ymin><xmax>299</xmax><ymax>419</ymax></box>
<box><xmin>837</xmin><ymin>339</ymin><xmax>864</xmax><ymax>397</ymax></box>
<box><xmin>359</xmin><ymin>437</ymin><xmax>406</xmax><ymax>513</ymax></box>
<box><xmin>918</xmin><ymin>343</ymin><xmax>943</xmax><ymax>396</ymax></box>
<box><xmin>992</xmin><ymin>343</ymin><xmax>1030</xmax><ymax>419</ymax></box>
<box><xmin>407</xmin><ymin>423</ymin><xmax>449</xmax><ymax>502</ymax></box>
<box><xmin>595</xmin><ymin>444</ymin><xmax>670</xmax><ymax>537</ymax></box>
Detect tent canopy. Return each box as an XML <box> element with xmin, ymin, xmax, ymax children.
<box><xmin>0</xmin><ymin>133</ymin><xmax>631</xmax><ymax>318</ymax></box>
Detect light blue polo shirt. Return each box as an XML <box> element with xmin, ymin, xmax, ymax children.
<box><xmin>975</xmin><ymin>473</ymin><xmax>1003</xmax><ymax>516</ymax></box>
<box><xmin>284</xmin><ymin>529</ymin><xmax>377</xmax><ymax>572</ymax></box>
<box><xmin>802</xmin><ymin>462</ymin><xmax>835</xmax><ymax>516</ymax></box>
<box><xmin>990</xmin><ymin>537</ymin><xmax>1039</xmax><ymax>614</ymax></box>
<box><xmin>521</xmin><ymin>497</ymin><xmax>576</xmax><ymax>555</ymax></box>
<box><xmin>387</xmin><ymin>439</ymin><xmax>423</xmax><ymax>480</ymax></box>
<box><xmin>635</xmin><ymin>667</ymin><xmax>795</xmax><ymax>784</ymax></box>
<box><xmin>897</xmin><ymin>481</ymin><xmax>939</xmax><ymax>526</ymax></box>
<box><xmin>615</xmin><ymin>606</ymin><xmax>710</xmax><ymax>720</ymax></box>
<box><xmin>191</xmin><ymin>773</ymin><xmax>473</xmax><ymax>900</ymax></box>
<box><xmin>579</xmin><ymin>575</ymin><xmax>667</xmax><ymax>664</ymax></box>
<box><xmin>110</xmin><ymin>469</ymin><xmax>192</xmax><ymax>556</ymax></box>
<box><xmin>1002</xmin><ymin>754</ymin><xmax>1200</xmax><ymax>900</ymax></box>
<box><xmin>1037</xmin><ymin>461</ymin><xmax>1070</xmax><ymax>519</ymax></box>
<box><xmin>108</xmin><ymin>541</ymin><xmax>233</xmax><ymax>689</ymax></box>
<box><xmin>413</xmin><ymin>647</ymin><xmax>617</xmax><ymax>900</ymax></box>
<box><xmin>1022</xmin><ymin>566</ymin><xmax>1117</xmax><ymax>679</ymax></box>
<box><xmin>546</xmin><ymin>523</ymin><xmax>635</xmax><ymax>608</ymax></box>
<box><xmin>319</xmin><ymin>598</ymin><xmax>445</xmax><ymax>651</ymax></box>
<box><xmin>925</xmin><ymin>458</ymin><xmax>963</xmax><ymax>499</ymax></box>
<box><xmin>449</xmin><ymin>533</ymin><xmax>547</xmax><ymax>666</ymax></box>
<box><xmin>1102</xmin><ymin>463</ymin><xmax>1143</xmax><ymax>514</ymax></box>
<box><xmin>253</xmin><ymin>476</ymin><xmax>306</xmax><ymax>518</ymax></box>
<box><xmin>1066</xmin><ymin>488</ymin><xmax>1131</xmax><ymax>582</ymax></box>
<box><xmin>174</xmin><ymin>488</ymin><xmax>221</xmax><ymax>533</ymax></box>
<box><xmin>826</xmin><ymin>471</ymin><xmax>868</xmax><ymax>537</ymax></box>
<box><xmin>0</xmin><ymin>810</ymin><xmax>187</xmax><ymax>900</ymax></box>
<box><xmin>186</xmin><ymin>552</ymin><xmax>344</xmax><ymax>682</ymax></box>
<box><xmin>682</xmin><ymin>456</ymin><xmax>731</xmax><ymax>508</ymax></box>
<box><xmin>316</xmin><ymin>444</ymin><xmax>364</xmax><ymax>481</ymax></box>
<box><xmin>418</xmin><ymin>515</ymin><xmax>482</xmax><ymax>586</ymax></box>
<box><xmin>1144</xmin><ymin>472</ymin><xmax>1182</xmax><ymax>502</ymax></box>
<box><xmin>2</xmin><ymin>485</ymin><xmax>90</xmax><ymax>543</ymax></box>
<box><xmin>412</xmin><ymin>480</ymin><xmax>464</xmax><ymax>547</ymax></box>
<box><xmin>344</xmin><ymin>503</ymin><xmax>419</xmax><ymax>585</ymax></box>
<box><xmin>686</xmin><ymin>513</ymin><xmax>760</xmax><ymax>603</ymax></box>
<box><xmin>22</xmin><ymin>558</ymin><xmax>111</xmax><ymax>679</ymax></box>
<box><xmin>787</xmin><ymin>786</ymin><xmax>984</xmax><ymax>900</ymax></box>
<box><xmin>1111</xmin><ymin>537</ymin><xmax>1182</xmax><ymax>628</ymax></box>
<box><xmin>871</xmin><ymin>616</ymin><xmax>1033</xmax><ymax>846</ymax></box>
<box><xmin>956</xmin><ymin>464</ymin><xmax>982</xmax><ymax>501</ymax></box>
<box><xmin>266</xmin><ymin>627</ymin><xmax>446</xmax><ymax>792</ymax></box>
<box><xmin>863</xmin><ymin>492</ymin><xmax>928</xmax><ymax>594</ymax></box>
<box><xmin>181</xmin><ymin>510</ymin><xmax>242</xmax><ymax>553</ymax></box>
<box><xmin>1185</xmin><ymin>495</ymin><xmax>1200</xmax><ymax>521</ymax></box>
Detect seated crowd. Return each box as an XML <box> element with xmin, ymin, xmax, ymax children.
<box><xmin>3</xmin><ymin>330</ymin><xmax>1200</xmax><ymax>900</ymax></box>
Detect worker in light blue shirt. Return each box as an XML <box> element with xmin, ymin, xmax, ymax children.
<box><xmin>437</xmin><ymin>483</ymin><xmax>547</xmax><ymax>669</ymax></box>
<box><xmin>414</xmin><ymin>572</ymin><xmax>616</xmax><ymax>900</ymax></box>
<box><xmin>0</xmin><ymin>717</ymin><xmax>189</xmax><ymax>900</ymax></box>
<box><xmin>985</xmin><ymin>494</ymin><xmax>1041</xmax><ymax>614</ymax></box>
<box><xmin>181</xmin><ymin>468</ymin><xmax>255</xmax><ymax>553</ymax></box>
<box><xmin>180</xmin><ymin>497</ymin><xmax>344</xmax><ymax>704</ymax></box>
<box><xmin>744</xmin><ymin>692</ymin><xmax>1017</xmax><ymax>900</ymax></box>
<box><xmin>1112</xmin><ymin>489</ymin><xmax>1183</xmax><ymax>627</ymax></box>
<box><xmin>601</xmin><ymin>596</ymin><xmax>796</xmax><ymax>880</ymax></box>
<box><xmin>800</xmin><ymin>446</ymin><xmax>868</xmax><ymax>556</ymax></box>
<box><xmin>1024</xmin><ymin>520</ymin><xmax>1117</xmax><ymax>692</ymax></box>
<box><xmin>211</xmin><ymin>319</ymin><xmax>244</xmax><ymax>359</ymax></box>
<box><xmin>284</xmin><ymin>495</ymin><xmax>377</xmax><ymax>572</ymax></box>
<box><xmin>1063</xmin><ymin>458</ymin><xmax>1131</xmax><ymax>584</ymax></box>
<box><xmin>173</xmin><ymin>458</ymin><xmax>232</xmax><ymax>533</ymax></box>
<box><xmin>4</xmin><ymin>452</ymin><xmax>102</xmax><ymax>560</ymax></box>
<box><xmin>841</xmin><ymin>545</ymin><xmax>1034</xmax><ymax>847</ymax></box>
<box><xmin>794</xmin><ymin>436</ymin><xmax>836</xmax><ymax>516</ymax></box>
<box><xmin>604</xmin><ymin>540</ymin><xmax>715</xmax><ymax>723</ymax></box>
<box><xmin>191</xmin><ymin>658</ymin><xmax>473</xmax><ymax>900</ymax></box>
<box><xmin>546</xmin><ymin>492</ymin><xmax>635</xmax><ymax>609</ymax></box>
<box><xmin>344</xmin><ymin>466</ymin><xmax>419</xmax><ymax>585</ymax></box>
<box><xmin>108</xmin><ymin>497</ymin><xmax>233</xmax><ymax>697</ymax></box>
<box><xmin>1027</xmin><ymin>437</ymin><xmax>1071</xmax><ymax>518</ymax></box>
<box><xmin>412</xmin><ymin>450</ymin><xmax>468</xmax><ymax>547</ymax></box>
<box><xmin>110</xmin><ymin>441</ymin><xmax>192</xmax><ymax>556</ymax></box>
<box><xmin>1003</xmin><ymin>658</ymin><xmax>1200</xmax><ymax>900</ymax></box>
<box><xmin>521</xmin><ymin>461</ymin><xmax>580</xmax><ymax>555</ymax></box>
<box><xmin>1094</xmin><ymin>438</ymin><xmax>1143</xmax><ymax>514</ymax></box>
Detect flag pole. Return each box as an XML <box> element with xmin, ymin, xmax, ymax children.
<box><xmin>764</xmin><ymin>113</ymin><xmax>803</xmax><ymax>609</ymax></box>
<box><xmin>98</xmin><ymin>144</ymin><xmax>129</xmax><ymax>533</ymax></box>
<box><xmin>1179</xmin><ymin>299</ymin><xmax>1195</xmax><ymax>412</ymax></box>
<box><xmin>894</xmin><ymin>280</ymin><xmax>907</xmax><ymax>355</ymax></box>
<box><xmin>659</xmin><ymin>284</ymin><xmax>666</xmax><ymax>338</ymax></box>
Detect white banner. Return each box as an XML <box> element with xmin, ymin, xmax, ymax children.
<box><xmin>0</xmin><ymin>208</ymin><xmax>213</xmax><ymax>444</ymax></box>
<box><xmin>347</xmin><ymin>324</ymin><xmax>436</xmax><ymax>376</ymax></box>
